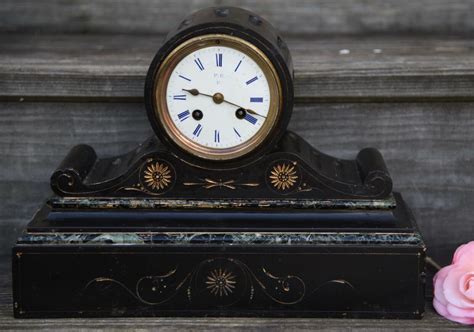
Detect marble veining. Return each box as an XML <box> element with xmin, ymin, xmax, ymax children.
<box><xmin>18</xmin><ymin>231</ymin><xmax>423</xmax><ymax>246</ymax></box>
<box><xmin>48</xmin><ymin>195</ymin><xmax>396</xmax><ymax>210</ymax></box>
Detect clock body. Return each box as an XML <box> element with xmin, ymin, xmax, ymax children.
<box><xmin>145</xmin><ymin>7</ymin><xmax>294</xmax><ymax>168</ymax></box>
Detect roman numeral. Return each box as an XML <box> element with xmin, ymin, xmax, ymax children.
<box><xmin>178</xmin><ymin>74</ymin><xmax>191</xmax><ymax>82</ymax></box>
<box><xmin>246</xmin><ymin>76</ymin><xmax>258</xmax><ymax>85</ymax></box>
<box><xmin>215</xmin><ymin>53</ymin><xmax>223</xmax><ymax>67</ymax></box>
<box><xmin>234</xmin><ymin>60</ymin><xmax>242</xmax><ymax>72</ymax></box>
<box><xmin>193</xmin><ymin>124</ymin><xmax>203</xmax><ymax>137</ymax></box>
<box><xmin>214</xmin><ymin>130</ymin><xmax>220</xmax><ymax>143</ymax></box>
<box><xmin>250</xmin><ymin>97</ymin><xmax>263</xmax><ymax>103</ymax></box>
<box><xmin>194</xmin><ymin>58</ymin><xmax>204</xmax><ymax>71</ymax></box>
<box><xmin>177</xmin><ymin>110</ymin><xmax>190</xmax><ymax>122</ymax></box>
<box><xmin>173</xmin><ymin>95</ymin><xmax>186</xmax><ymax>100</ymax></box>
<box><xmin>233</xmin><ymin>127</ymin><xmax>241</xmax><ymax>138</ymax></box>
<box><xmin>244</xmin><ymin>113</ymin><xmax>258</xmax><ymax>125</ymax></box>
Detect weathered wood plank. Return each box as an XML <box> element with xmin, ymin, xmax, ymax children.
<box><xmin>2</xmin><ymin>0</ymin><xmax>474</xmax><ymax>36</ymax></box>
<box><xmin>2</xmin><ymin>34</ymin><xmax>474</xmax><ymax>101</ymax></box>
<box><xmin>1</xmin><ymin>101</ymin><xmax>473</xmax><ymax>265</ymax></box>
<box><xmin>0</xmin><ymin>258</ymin><xmax>466</xmax><ymax>330</ymax></box>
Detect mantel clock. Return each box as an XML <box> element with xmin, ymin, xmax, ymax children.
<box><xmin>145</xmin><ymin>7</ymin><xmax>293</xmax><ymax>166</ymax></box>
<box><xmin>12</xmin><ymin>7</ymin><xmax>426</xmax><ymax>320</ymax></box>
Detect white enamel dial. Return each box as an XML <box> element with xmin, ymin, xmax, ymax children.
<box><xmin>165</xmin><ymin>45</ymin><xmax>271</xmax><ymax>149</ymax></box>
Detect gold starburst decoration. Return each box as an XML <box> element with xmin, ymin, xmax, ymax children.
<box><xmin>269</xmin><ymin>163</ymin><xmax>298</xmax><ymax>190</ymax></box>
<box><xmin>205</xmin><ymin>268</ymin><xmax>237</xmax><ymax>297</ymax></box>
<box><xmin>143</xmin><ymin>162</ymin><xmax>172</xmax><ymax>191</ymax></box>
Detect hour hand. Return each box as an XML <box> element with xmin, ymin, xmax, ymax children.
<box><xmin>182</xmin><ymin>88</ymin><xmax>215</xmax><ymax>100</ymax></box>
<box><xmin>182</xmin><ymin>88</ymin><xmax>200</xmax><ymax>96</ymax></box>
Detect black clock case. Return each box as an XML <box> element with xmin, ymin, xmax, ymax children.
<box><xmin>144</xmin><ymin>7</ymin><xmax>294</xmax><ymax>168</ymax></box>
<box><xmin>12</xmin><ymin>132</ymin><xmax>426</xmax><ymax>319</ymax></box>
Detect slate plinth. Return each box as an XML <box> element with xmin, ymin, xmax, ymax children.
<box><xmin>12</xmin><ymin>193</ymin><xmax>425</xmax><ymax>319</ymax></box>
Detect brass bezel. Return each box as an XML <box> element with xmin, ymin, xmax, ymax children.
<box><xmin>153</xmin><ymin>34</ymin><xmax>282</xmax><ymax>161</ymax></box>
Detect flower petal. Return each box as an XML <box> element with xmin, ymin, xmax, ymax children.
<box><xmin>446</xmin><ymin>303</ymin><xmax>474</xmax><ymax>319</ymax></box>
<box><xmin>443</xmin><ymin>266</ymin><xmax>474</xmax><ymax>308</ymax></box>
<box><xmin>453</xmin><ymin>244</ymin><xmax>466</xmax><ymax>264</ymax></box>
<box><xmin>434</xmin><ymin>266</ymin><xmax>452</xmax><ymax>306</ymax></box>
<box><xmin>444</xmin><ymin>313</ymin><xmax>474</xmax><ymax>325</ymax></box>
<box><xmin>460</xmin><ymin>272</ymin><xmax>474</xmax><ymax>301</ymax></box>
<box><xmin>453</xmin><ymin>241</ymin><xmax>474</xmax><ymax>267</ymax></box>
<box><xmin>433</xmin><ymin>297</ymin><xmax>449</xmax><ymax>317</ymax></box>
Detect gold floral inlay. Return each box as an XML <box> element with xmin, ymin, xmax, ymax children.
<box><xmin>205</xmin><ymin>268</ymin><xmax>236</xmax><ymax>297</ymax></box>
<box><xmin>269</xmin><ymin>163</ymin><xmax>298</xmax><ymax>190</ymax></box>
<box><xmin>183</xmin><ymin>178</ymin><xmax>259</xmax><ymax>189</ymax></box>
<box><xmin>143</xmin><ymin>162</ymin><xmax>172</xmax><ymax>190</ymax></box>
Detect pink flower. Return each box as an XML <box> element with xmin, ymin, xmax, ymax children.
<box><xmin>433</xmin><ymin>241</ymin><xmax>474</xmax><ymax>325</ymax></box>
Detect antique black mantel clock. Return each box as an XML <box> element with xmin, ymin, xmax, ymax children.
<box><xmin>145</xmin><ymin>22</ymin><xmax>293</xmax><ymax>165</ymax></box>
<box><xmin>13</xmin><ymin>7</ymin><xmax>426</xmax><ymax>319</ymax></box>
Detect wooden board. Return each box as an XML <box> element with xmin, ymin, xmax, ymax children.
<box><xmin>0</xmin><ymin>258</ymin><xmax>466</xmax><ymax>330</ymax></box>
<box><xmin>1</xmin><ymin>101</ymin><xmax>473</xmax><ymax>265</ymax></box>
<box><xmin>2</xmin><ymin>0</ymin><xmax>474</xmax><ymax>35</ymax></box>
<box><xmin>1</xmin><ymin>34</ymin><xmax>474</xmax><ymax>101</ymax></box>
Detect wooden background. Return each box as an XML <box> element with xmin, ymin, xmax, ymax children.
<box><xmin>1</xmin><ymin>0</ymin><xmax>474</xmax><ymax>268</ymax></box>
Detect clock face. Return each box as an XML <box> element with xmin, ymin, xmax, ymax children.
<box><xmin>153</xmin><ymin>34</ymin><xmax>282</xmax><ymax>161</ymax></box>
<box><xmin>166</xmin><ymin>46</ymin><xmax>270</xmax><ymax>150</ymax></box>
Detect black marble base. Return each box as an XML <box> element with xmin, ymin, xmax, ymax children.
<box><xmin>12</xmin><ymin>193</ymin><xmax>425</xmax><ymax>319</ymax></box>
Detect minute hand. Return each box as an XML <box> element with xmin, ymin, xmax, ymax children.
<box><xmin>220</xmin><ymin>99</ymin><xmax>267</xmax><ymax>119</ymax></box>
